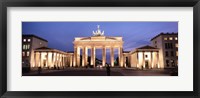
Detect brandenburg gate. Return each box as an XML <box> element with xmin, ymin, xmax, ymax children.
<box><xmin>73</xmin><ymin>25</ymin><xmax>124</xmax><ymax>67</ymax></box>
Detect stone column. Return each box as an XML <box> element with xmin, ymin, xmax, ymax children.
<box><xmin>33</xmin><ymin>52</ymin><xmax>36</xmax><ymax>67</ymax></box>
<box><xmin>73</xmin><ymin>47</ymin><xmax>77</xmax><ymax>67</ymax></box>
<box><xmin>56</xmin><ymin>53</ymin><xmax>59</xmax><ymax>67</ymax></box>
<box><xmin>55</xmin><ymin>53</ymin><xmax>58</xmax><ymax>67</ymax></box>
<box><xmin>57</xmin><ymin>54</ymin><xmax>59</xmax><ymax>67</ymax></box>
<box><xmin>93</xmin><ymin>47</ymin><xmax>96</xmax><ymax>67</ymax></box>
<box><xmin>142</xmin><ymin>51</ymin><xmax>145</xmax><ymax>68</ymax></box>
<box><xmin>110</xmin><ymin>47</ymin><xmax>114</xmax><ymax>67</ymax></box>
<box><xmin>64</xmin><ymin>55</ymin><xmax>66</xmax><ymax>67</ymax></box>
<box><xmin>62</xmin><ymin>55</ymin><xmax>64</xmax><ymax>67</ymax></box>
<box><xmin>91</xmin><ymin>47</ymin><xmax>96</xmax><ymax>67</ymax></box>
<box><xmin>39</xmin><ymin>52</ymin><xmax>42</xmax><ymax>67</ymax></box>
<box><xmin>65</xmin><ymin>55</ymin><xmax>68</xmax><ymax>66</ymax></box>
<box><xmin>35</xmin><ymin>52</ymin><xmax>38</xmax><ymax>67</ymax></box>
<box><xmin>157</xmin><ymin>51</ymin><xmax>159</xmax><ymax>68</ymax></box>
<box><xmin>123</xmin><ymin>56</ymin><xmax>126</xmax><ymax>67</ymax></box>
<box><xmin>61</xmin><ymin>54</ymin><xmax>63</xmax><ymax>67</ymax></box>
<box><xmin>51</xmin><ymin>52</ymin><xmax>54</xmax><ymax>68</ymax></box>
<box><xmin>57</xmin><ymin>53</ymin><xmax>59</xmax><ymax>67</ymax></box>
<box><xmin>136</xmin><ymin>53</ymin><xmax>138</xmax><ymax>68</ymax></box>
<box><xmin>70</xmin><ymin>55</ymin><xmax>73</xmax><ymax>67</ymax></box>
<box><xmin>85</xmin><ymin>47</ymin><xmax>88</xmax><ymax>66</ymax></box>
<box><xmin>77</xmin><ymin>47</ymin><xmax>80</xmax><ymax>67</ymax></box>
<box><xmin>90</xmin><ymin>47</ymin><xmax>93</xmax><ymax>65</ymax></box>
<box><xmin>82</xmin><ymin>47</ymin><xmax>85</xmax><ymax>67</ymax></box>
<box><xmin>102</xmin><ymin>46</ymin><xmax>106</xmax><ymax>67</ymax></box>
<box><xmin>118</xmin><ymin>47</ymin><xmax>123</xmax><ymax>67</ymax></box>
<box><xmin>150</xmin><ymin>51</ymin><xmax>153</xmax><ymax>68</ymax></box>
<box><xmin>64</xmin><ymin>55</ymin><xmax>65</xmax><ymax>67</ymax></box>
<box><xmin>53</xmin><ymin>53</ymin><xmax>56</xmax><ymax>67</ymax></box>
<box><xmin>63</xmin><ymin>55</ymin><xmax>65</xmax><ymax>67</ymax></box>
<box><xmin>60</xmin><ymin>54</ymin><xmax>63</xmax><ymax>67</ymax></box>
<box><xmin>60</xmin><ymin>54</ymin><xmax>62</xmax><ymax>67</ymax></box>
<box><xmin>46</xmin><ymin>52</ymin><xmax>49</xmax><ymax>67</ymax></box>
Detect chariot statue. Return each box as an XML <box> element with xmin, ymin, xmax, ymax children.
<box><xmin>93</xmin><ymin>25</ymin><xmax>104</xmax><ymax>36</ymax></box>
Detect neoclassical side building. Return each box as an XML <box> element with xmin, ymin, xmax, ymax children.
<box><xmin>124</xmin><ymin>45</ymin><xmax>160</xmax><ymax>69</ymax></box>
<box><xmin>22</xmin><ymin>35</ymin><xmax>73</xmax><ymax>70</ymax></box>
<box><xmin>22</xmin><ymin>34</ymin><xmax>48</xmax><ymax>68</ymax></box>
<box><xmin>31</xmin><ymin>47</ymin><xmax>73</xmax><ymax>69</ymax></box>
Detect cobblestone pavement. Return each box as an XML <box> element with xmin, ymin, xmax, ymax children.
<box><xmin>23</xmin><ymin>67</ymin><xmax>175</xmax><ymax>76</ymax></box>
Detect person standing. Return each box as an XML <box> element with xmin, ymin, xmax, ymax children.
<box><xmin>106</xmin><ymin>64</ymin><xmax>111</xmax><ymax>76</ymax></box>
<box><xmin>38</xmin><ymin>67</ymin><xmax>41</xmax><ymax>75</ymax></box>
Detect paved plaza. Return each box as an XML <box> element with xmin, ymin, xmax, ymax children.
<box><xmin>23</xmin><ymin>68</ymin><xmax>177</xmax><ymax>76</ymax></box>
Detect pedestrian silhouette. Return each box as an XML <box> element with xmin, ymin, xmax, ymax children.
<box><xmin>54</xmin><ymin>65</ymin><xmax>56</xmax><ymax>70</ymax></box>
<box><xmin>38</xmin><ymin>67</ymin><xmax>41</xmax><ymax>75</ymax></box>
<box><xmin>106</xmin><ymin>64</ymin><xmax>111</xmax><ymax>76</ymax></box>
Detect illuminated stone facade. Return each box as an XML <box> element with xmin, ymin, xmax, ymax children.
<box><xmin>32</xmin><ymin>47</ymin><xmax>73</xmax><ymax>69</ymax></box>
<box><xmin>151</xmin><ymin>33</ymin><xmax>178</xmax><ymax>68</ymax></box>
<box><xmin>73</xmin><ymin>36</ymin><xmax>124</xmax><ymax>67</ymax></box>
<box><xmin>22</xmin><ymin>35</ymin><xmax>48</xmax><ymax>67</ymax></box>
<box><xmin>22</xmin><ymin>35</ymin><xmax>73</xmax><ymax>70</ymax></box>
<box><xmin>73</xmin><ymin>26</ymin><xmax>124</xmax><ymax>67</ymax></box>
<box><xmin>22</xmin><ymin>28</ymin><xmax>178</xmax><ymax>70</ymax></box>
<box><xmin>125</xmin><ymin>45</ymin><xmax>159</xmax><ymax>69</ymax></box>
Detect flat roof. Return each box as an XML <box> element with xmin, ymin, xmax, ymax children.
<box><xmin>150</xmin><ymin>32</ymin><xmax>178</xmax><ymax>41</ymax></box>
<box><xmin>35</xmin><ymin>47</ymin><xmax>53</xmax><ymax>50</ymax></box>
<box><xmin>22</xmin><ymin>34</ymin><xmax>48</xmax><ymax>42</ymax></box>
<box><xmin>35</xmin><ymin>47</ymin><xmax>66</xmax><ymax>54</ymax></box>
<box><xmin>67</xmin><ymin>51</ymin><xmax>74</xmax><ymax>53</ymax></box>
<box><xmin>137</xmin><ymin>45</ymin><xmax>158</xmax><ymax>49</ymax></box>
<box><xmin>123</xmin><ymin>51</ymin><xmax>130</xmax><ymax>53</ymax></box>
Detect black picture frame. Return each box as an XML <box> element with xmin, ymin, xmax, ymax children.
<box><xmin>0</xmin><ymin>0</ymin><xmax>199</xmax><ymax>98</ymax></box>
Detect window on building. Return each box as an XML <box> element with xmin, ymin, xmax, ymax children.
<box><xmin>165</xmin><ymin>51</ymin><xmax>168</xmax><ymax>57</ymax></box>
<box><xmin>171</xmin><ymin>60</ymin><xmax>175</xmax><ymax>67</ymax></box>
<box><xmin>145</xmin><ymin>55</ymin><xmax>148</xmax><ymax>58</ymax></box>
<box><xmin>155</xmin><ymin>45</ymin><xmax>157</xmax><ymax>48</ymax></box>
<box><xmin>165</xmin><ymin>43</ymin><xmax>173</xmax><ymax>49</ymax></box>
<box><xmin>40</xmin><ymin>42</ymin><xmax>42</xmax><ymax>45</ymax></box>
<box><xmin>167</xmin><ymin>43</ymin><xmax>170</xmax><ymax>49</ymax></box>
<box><xmin>169</xmin><ymin>37</ymin><xmax>173</xmax><ymax>40</ymax></box>
<box><xmin>28</xmin><ymin>39</ymin><xmax>31</xmax><ymax>42</ymax></box>
<box><xmin>175</xmin><ymin>37</ymin><xmax>178</xmax><ymax>40</ymax></box>
<box><xmin>176</xmin><ymin>43</ymin><xmax>178</xmax><ymax>48</ymax></box>
<box><xmin>22</xmin><ymin>52</ymin><xmax>25</xmax><ymax>56</ymax></box>
<box><xmin>171</xmin><ymin>51</ymin><xmax>174</xmax><ymax>57</ymax></box>
<box><xmin>27</xmin><ymin>45</ymin><xmax>30</xmax><ymax>49</ymax></box>
<box><xmin>155</xmin><ymin>41</ymin><xmax>157</xmax><ymax>44</ymax></box>
<box><xmin>23</xmin><ymin>45</ymin><xmax>26</xmax><ymax>50</ymax></box>
<box><xmin>27</xmin><ymin>52</ymin><xmax>29</xmax><ymax>56</ymax></box>
<box><xmin>166</xmin><ymin>60</ymin><xmax>169</xmax><ymax>67</ymax></box>
<box><xmin>165</xmin><ymin>43</ymin><xmax>168</xmax><ymax>49</ymax></box>
<box><xmin>176</xmin><ymin>51</ymin><xmax>178</xmax><ymax>56</ymax></box>
<box><xmin>25</xmin><ymin>45</ymin><xmax>28</xmax><ymax>50</ymax></box>
<box><xmin>23</xmin><ymin>39</ymin><xmax>26</xmax><ymax>42</ymax></box>
<box><xmin>164</xmin><ymin>37</ymin><xmax>168</xmax><ymax>40</ymax></box>
<box><xmin>170</xmin><ymin>43</ymin><xmax>173</xmax><ymax>49</ymax></box>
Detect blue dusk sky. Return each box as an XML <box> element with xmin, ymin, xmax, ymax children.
<box><xmin>22</xmin><ymin>22</ymin><xmax>178</xmax><ymax>61</ymax></box>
